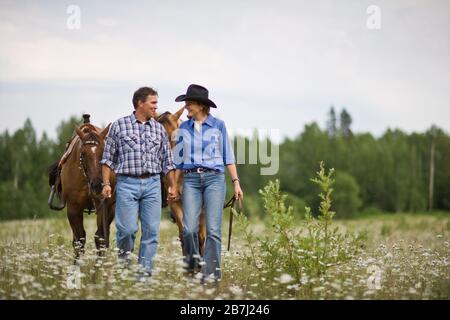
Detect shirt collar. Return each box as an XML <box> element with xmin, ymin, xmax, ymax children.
<box><xmin>188</xmin><ymin>114</ymin><xmax>215</xmax><ymax>128</ymax></box>
<box><xmin>131</xmin><ymin>111</ymin><xmax>155</xmax><ymax>125</ymax></box>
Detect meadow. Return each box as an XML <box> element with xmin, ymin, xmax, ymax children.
<box><xmin>0</xmin><ymin>166</ymin><xmax>448</xmax><ymax>300</ymax></box>
<box><xmin>1</xmin><ymin>208</ymin><xmax>448</xmax><ymax>300</ymax></box>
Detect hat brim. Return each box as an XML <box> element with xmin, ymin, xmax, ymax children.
<box><xmin>175</xmin><ymin>94</ymin><xmax>217</xmax><ymax>108</ymax></box>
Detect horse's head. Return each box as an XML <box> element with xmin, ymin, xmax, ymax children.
<box><xmin>155</xmin><ymin>106</ymin><xmax>185</xmax><ymax>148</ymax></box>
<box><xmin>75</xmin><ymin>123</ymin><xmax>111</xmax><ymax>197</ymax></box>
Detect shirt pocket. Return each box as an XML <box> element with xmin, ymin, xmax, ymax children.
<box><xmin>146</xmin><ymin>132</ymin><xmax>161</xmax><ymax>153</ymax></box>
<box><xmin>119</xmin><ymin>133</ymin><xmax>139</xmax><ymax>152</ymax></box>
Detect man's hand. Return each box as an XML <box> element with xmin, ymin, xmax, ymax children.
<box><xmin>101</xmin><ymin>165</ymin><xmax>113</xmax><ymax>199</ymax></box>
<box><xmin>102</xmin><ymin>185</ymin><xmax>112</xmax><ymax>199</ymax></box>
<box><xmin>167</xmin><ymin>185</ymin><xmax>179</xmax><ymax>202</ymax></box>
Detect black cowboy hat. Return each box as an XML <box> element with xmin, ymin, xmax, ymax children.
<box><xmin>175</xmin><ymin>84</ymin><xmax>217</xmax><ymax>108</ymax></box>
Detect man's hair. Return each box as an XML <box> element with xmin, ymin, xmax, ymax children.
<box><xmin>132</xmin><ymin>87</ymin><xmax>158</xmax><ymax>109</ymax></box>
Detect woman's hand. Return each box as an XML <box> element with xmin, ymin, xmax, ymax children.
<box><xmin>167</xmin><ymin>185</ymin><xmax>180</xmax><ymax>202</ymax></box>
<box><xmin>226</xmin><ymin>164</ymin><xmax>243</xmax><ymax>201</ymax></box>
<box><xmin>233</xmin><ymin>181</ymin><xmax>244</xmax><ymax>201</ymax></box>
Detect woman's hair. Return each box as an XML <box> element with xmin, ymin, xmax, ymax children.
<box><xmin>186</xmin><ymin>100</ymin><xmax>210</xmax><ymax>114</ymax></box>
<box><xmin>199</xmin><ymin>103</ymin><xmax>210</xmax><ymax>115</ymax></box>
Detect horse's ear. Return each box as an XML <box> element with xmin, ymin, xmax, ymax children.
<box><xmin>173</xmin><ymin>105</ymin><xmax>185</xmax><ymax>120</ymax></box>
<box><xmin>100</xmin><ymin>123</ymin><xmax>111</xmax><ymax>140</ymax></box>
<box><xmin>75</xmin><ymin>126</ymin><xmax>84</xmax><ymax>139</ymax></box>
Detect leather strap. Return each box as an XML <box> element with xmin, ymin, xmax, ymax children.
<box><xmin>223</xmin><ymin>196</ymin><xmax>243</xmax><ymax>251</ymax></box>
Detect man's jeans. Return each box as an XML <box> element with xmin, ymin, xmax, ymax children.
<box><xmin>115</xmin><ymin>174</ymin><xmax>162</xmax><ymax>274</ymax></box>
<box><xmin>182</xmin><ymin>171</ymin><xmax>226</xmax><ymax>280</ymax></box>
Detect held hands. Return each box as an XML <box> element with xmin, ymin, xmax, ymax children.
<box><xmin>167</xmin><ymin>185</ymin><xmax>179</xmax><ymax>202</ymax></box>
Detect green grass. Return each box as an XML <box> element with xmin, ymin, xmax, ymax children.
<box><xmin>0</xmin><ymin>212</ymin><xmax>449</xmax><ymax>300</ymax></box>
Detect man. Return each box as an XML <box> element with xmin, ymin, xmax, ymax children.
<box><xmin>100</xmin><ymin>87</ymin><xmax>178</xmax><ymax>277</ymax></box>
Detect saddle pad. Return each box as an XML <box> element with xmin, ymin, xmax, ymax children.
<box><xmin>58</xmin><ymin>135</ymin><xmax>80</xmax><ymax>168</ymax></box>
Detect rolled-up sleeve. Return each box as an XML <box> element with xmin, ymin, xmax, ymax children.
<box><xmin>100</xmin><ymin>121</ymin><xmax>118</xmax><ymax>170</ymax></box>
<box><xmin>221</xmin><ymin>121</ymin><xmax>235</xmax><ymax>165</ymax></box>
<box><xmin>161</xmin><ymin>130</ymin><xmax>176</xmax><ymax>175</ymax></box>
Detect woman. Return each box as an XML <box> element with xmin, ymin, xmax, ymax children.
<box><xmin>173</xmin><ymin>84</ymin><xmax>243</xmax><ymax>283</ymax></box>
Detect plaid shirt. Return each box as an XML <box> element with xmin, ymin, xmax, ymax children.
<box><xmin>100</xmin><ymin>112</ymin><xmax>176</xmax><ymax>175</ymax></box>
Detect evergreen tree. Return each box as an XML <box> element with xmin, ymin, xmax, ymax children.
<box><xmin>326</xmin><ymin>106</ymin><xmax>337</xmax><ymax>138</ymax></box>
<box><xmin>340</xmin><ymin>108</ymin><xmax>353</xmax><ymax>138</ymax></box>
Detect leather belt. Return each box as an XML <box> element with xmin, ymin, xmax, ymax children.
<box><xmin>184</xmin><ymin>167</ymin><xmax>218</xmax><ymax>174</ymax></box>
<box><xmin>118</xmin><ymin>173</ymin><xmax>158</xmax><ymax>179</ymax></box>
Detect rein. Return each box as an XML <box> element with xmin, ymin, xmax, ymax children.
<box><xmin>223</xmin><ymin>196</ymin><xmax>243</xmax><ymax>251</ymax></box>
<box><xmin>78</xmin><ymin>139</ymin><xmax>100</xmax><ymax>199</ymax></box>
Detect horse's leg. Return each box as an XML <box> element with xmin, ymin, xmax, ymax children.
<box><xmin>95</xmin><ymin>202</ymin><xmax>115</xmax><ymax>252</ymax></box>
<box><xmin>199</xmin><ymin>208</ymin><xmax>206</xmax><ymax>257</ymax></box>
<box><xmin>95</xmin><ymin>208</ymin><xmax>106</xmax><ymax>252</ymax></box>
<box><xmin>105</xmin><ymin>203</ymin><xmax>115</xmax><ymax>248</ymax></box>
<box><xmin>170</xmin><ymin>200</ymin><xmax>185</xmax><ymax>255</ymax></box>
<box><xmin>67</xmin><ymin>204</ymin><xmax>86</xmax><ymax>258</ymax></box>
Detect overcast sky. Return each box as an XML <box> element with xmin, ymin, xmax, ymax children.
<box><xmin>0</xmin><ymin>0</ymin><xmax>449</xmax><ymax>141</ymax></box>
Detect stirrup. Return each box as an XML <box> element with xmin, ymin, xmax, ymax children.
<box><xmin>48</xmin><ymin>185</ymin><xmax>66</xmax><ymax>211</ymax></box>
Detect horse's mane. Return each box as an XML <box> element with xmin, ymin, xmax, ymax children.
<box><xmin>156</xmin><ymin>111</ymin><xmax>182</xmax><ymax>126</ymax></box>
<box><xmin>155</xmin><ymin>111</ymin><xmax>171</xmax><ymax>124</ymax></box>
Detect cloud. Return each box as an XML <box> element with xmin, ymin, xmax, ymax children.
<box><xmin>96</xmin><ymin>18</ymin><xmax>118</xmax><ymax>28</ymax></box>
<box><xmin>0</xmin><ymin>0</ymin><xmax>449</xmax><ymax>139</ymax></box>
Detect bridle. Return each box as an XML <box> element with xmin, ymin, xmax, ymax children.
<box><xmin>78</xmin><ymin>139</ymin><xmax>100</xmax><ymax>191</ymax></box>
<box><xmin>78</xmin><ymin>138</ymin><xmax>105</xmax><ymax>212</ymax></box>
<box><xmin>78</xmin><ymin>136</ymin><xmax>112</xmax><ymax>240</ymax></box>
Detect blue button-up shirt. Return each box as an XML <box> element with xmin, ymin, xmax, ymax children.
<box><xmin>174</xmin><ymin>114</ymin><xmax>235</xmax><ymax>173</ymax></box>
<box><xmin>101</xmin><ymin>112</ymin><xmax>176</xmax><ymax>175</ymax></box>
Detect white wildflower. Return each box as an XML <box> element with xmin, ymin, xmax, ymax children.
<box><xmin>278</xmin><ymin>274</ymin><xmax>294</xmax><ymax>284</ymax></box>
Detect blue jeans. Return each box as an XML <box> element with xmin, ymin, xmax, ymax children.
<box><xmin>182</xmin><ymin>171</ymin><xmax>226</xmax><ymax>280</ymax></box>
<box><xmin>115</xmin><ymin>174</ymin><xmax>162</xmax><ymax>274</ymax></box>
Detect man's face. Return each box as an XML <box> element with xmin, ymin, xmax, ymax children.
<box><xmin>138</xmin><ymin>94</ymin><xmax>158</xmax><ymax>119</ymax></box>
<box><xmin>184</xmin><ymin>101</ymin><xmax>202</xmax><ymax>119</ymax></box>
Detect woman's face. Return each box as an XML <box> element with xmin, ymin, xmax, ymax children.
<box><xmin>184</xmin><ymin>101</ymin><xmax>203</xmax><ymax>119</ymax></box>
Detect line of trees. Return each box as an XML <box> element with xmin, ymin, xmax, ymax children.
<box><xmin>0</xmin><ymin>108</ymin><xmax>449</xmax><ymax>220</ymax></box>
<box><xmin>236</xmin><ymin>107</ymin><xmax>450</xmax><ymax>218</ymax></box>
<box><xmin>0</xmin><ymin>116</ymin><xmax>80</xmax><ymax>220</ymax></box>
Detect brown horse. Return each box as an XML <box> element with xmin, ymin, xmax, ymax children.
<box><xmin>156</xmin><ymin>107</ymin><xmax>207</xmax><ymax>256</ymax></box>
<box><xmin>51</xmin><ymin>122</ymin><xmax>115</xmax><ymax>257</ymax></box>
<box><xmin>49</xmin><ymin>111</ymin><xmax>205</xmax><ymax>258</ymax></box>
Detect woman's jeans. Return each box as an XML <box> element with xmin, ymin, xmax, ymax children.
<box><xmin>115</xmin><ymin>174</ymin><xmax>162</xmax><ymax>274</ymax></box>
<box><xmin>182</xmin><ymin>171</ymin><xmax>226</xmax><ymax>280</ymax></box>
